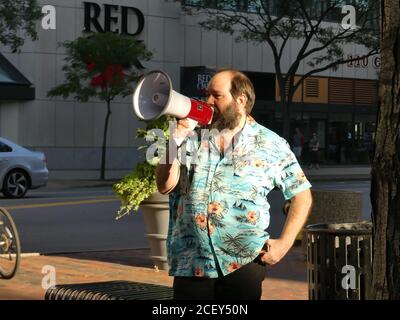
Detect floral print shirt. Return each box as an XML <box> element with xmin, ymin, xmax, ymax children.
<box><xmin>167</xmin><ymin>115</ymin><xmax>312</xmax><ymax>278</ymax></box>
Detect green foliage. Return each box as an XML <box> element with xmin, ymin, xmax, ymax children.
<box><xmin>113</xmin><ymin>116</ymin><xmax>173</xmax><ymax>219</ymax></box>
<box><xmin>47</xmin><ymin>32</ymin><xmax>153</xmax><ymax>180</ymax></box>
<box><xmin>47</xmin><ymin>32</ymin><xmax>152</xmax><ymax>102</ymax></box>
<box><xmin>113</xmin><ymin>161</ymin><xmax>158</xmax><ymax>220</ymax></box>
<box><xmin>0</xmin><ymin>0</ymin><xmax>42</xmax><ymax>52</ymax></box>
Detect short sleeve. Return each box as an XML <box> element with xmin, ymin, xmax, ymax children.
<box><xmin>273</xmin><ymin>138</ymin><xmax>312</xmax><ymax>200</ymax></box>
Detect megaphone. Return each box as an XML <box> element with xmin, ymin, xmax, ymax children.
<box><xmin>133</xmin><ymin>70</ymin><xmax>214</xmax><ymax>145</ymax></box>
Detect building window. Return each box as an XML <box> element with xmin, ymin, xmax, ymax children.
<box><xmin>328</xmin><ymin>78</ymin><xmax>378</xmax><ymax>105</ymax></box>
<box><xmin>355</xmin><ymin>80</ymin><xmax>378</xmax><ymax>105</ymax></box>
<box><xmin>329</xmin><ymin>78</ymin><xmax>354</xmax><ymax>104</ymax></box>
<box><xmin>305</xmin><ymin>78</ymin><xmax>319</xmax><ymax>98</ymax></box>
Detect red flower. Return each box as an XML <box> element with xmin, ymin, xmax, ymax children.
<box><xmin>207</xmin><ymin>201</ymin><xmax>222</xmax><ymax>215</ymax></box>
<box><xmin>227</xmin><ymin>262</ymin><xmax>241</xmax><ymax>273</ymax></box>
<box><xmin>246</xmin><ymin>211</ymin><xmax>258</xmax><ymax>224</ymax></box>
<box><xmin>87</xmin><ymin>62</ymin><xmax>123</xmax><ymax>88</ymax></box>
<box><xmin>195</xmin><ymin>213</ymin><xmax>207</xmax><ymax>230</ymax></box>
<box><xmin>194</xmin><ymin>267</ymin><xmax>204</xmax><ymax>277</ymax></box>
<box><xmin>86</xmin><ymin>62</ymin><xmax>95</xmax><ymax>71</ymax></box>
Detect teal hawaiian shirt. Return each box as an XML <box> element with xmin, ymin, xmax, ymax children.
<box><xmin>167</xmin><ymin>115</ymin><xmax>312</xmax><ymax>278</ymax></box>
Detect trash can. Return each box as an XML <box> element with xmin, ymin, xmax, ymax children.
<box><xmin>305</xmin><ymin>221</ymin><xmax>372</xmax><ymax>300</ymax></box>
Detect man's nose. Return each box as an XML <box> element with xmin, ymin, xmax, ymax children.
<box><xmin>206</xmin><ymin>95</ymin><xmax>214</xmax><ymax>106</ymax></box>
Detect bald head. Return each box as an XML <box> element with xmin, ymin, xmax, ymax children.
<box><xmin>212</xmin><ymin>69</ymin><xmax>256</xmax><ymax>114</ymax></box>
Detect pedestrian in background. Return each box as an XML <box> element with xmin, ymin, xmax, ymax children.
<box><xmin>292</xmin><ymin>127</ymin><xmax>304</xmax><ymax>164</ymax></box>
<box><xmin>309</xmin><ymin>133</ymin><xmax>320</xmax><ymax>169</ymax></box>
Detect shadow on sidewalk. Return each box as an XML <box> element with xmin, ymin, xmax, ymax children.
<box><xmin>265</xmin><ymin>246</ymin><xmax>307</xmax><ymax>283</ymax></box>
<box><xmin>48</xmin><ymin>246</ymin><xmax>308</xmax><ymax>283</ymax></box>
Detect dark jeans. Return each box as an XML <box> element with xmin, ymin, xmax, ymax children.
<box><xmin>173</xmin><ymin>260</ymin><xmax>266</xmax><ymax>300</ymax></box>
<box><xmin>310</xmin><ymin>150</ymin><xmax>319</xmax><ymax>164</ymax></box>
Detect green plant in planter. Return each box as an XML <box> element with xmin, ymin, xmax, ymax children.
<box><xmin>113</xmin><ymin>115</ymin><xmax>172</xmax><ymax>220</ymax></box>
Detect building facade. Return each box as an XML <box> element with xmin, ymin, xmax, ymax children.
<box><xmin>0</xmin><ymin>0</ymin><xmax>379</xmax><ymax>178</ymax></box>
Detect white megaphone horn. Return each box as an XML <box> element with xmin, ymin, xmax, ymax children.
<box><xmin>133</xmin><ymin>70</ymin><xmax>214</xmax><ymax>145</ymax></box>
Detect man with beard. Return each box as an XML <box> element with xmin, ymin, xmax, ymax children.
<box><xmin>156</xmin><ymin>69</ymin><xmax>312</xmax><ymax>300</ymax></box>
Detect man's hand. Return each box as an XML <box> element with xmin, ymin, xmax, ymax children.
<box><xmin>172</xmin><ymin>118</ymin><xmax>196</xmax><ymax>146</ymax></box>
<box><xmin>155</xmin><ymin>118</ymin><xmax>196</xmax><ymax>195</ymax></box>
<box><xmin>259</xmin><ymin>238</ymin><xmax>292</xmax><ymax>266</ymax></box>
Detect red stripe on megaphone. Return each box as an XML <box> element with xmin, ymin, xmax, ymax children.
<box><xmin>188</xmin><ymin>99</ymin><xmax>214</xmax><ymax>126</ymax></box>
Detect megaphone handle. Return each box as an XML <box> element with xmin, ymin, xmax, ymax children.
<box><xmin>173</xmin><ymin>118</ymin><xmax>198</xmax><ymax>147</ymax></box>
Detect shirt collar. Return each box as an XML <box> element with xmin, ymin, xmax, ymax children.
<box><xmin>234</xmin><ymin>114</ymin><xmax>258</xmax><ymax>149</ymax></box>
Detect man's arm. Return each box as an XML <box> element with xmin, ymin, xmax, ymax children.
<box><xmin>260</xmin><ymin>188</ymin><xmax>313</xmax><ymax>265</ymax></box>
<box><xmin>156</xmin><ymin>118</ymin><xmax>193</xmax><ymax>195</ymax></box>
<box><xmin>155</xmin><ymin>155</ymin><xmax>180</xmax><ymax>195</ymax></box>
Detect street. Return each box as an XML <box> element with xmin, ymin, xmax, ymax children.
<box><xmin>0</xmin><ymin>180</ymin><xmax>372</xmax><ymax>254</ymax></box>
<box><xmin>0</xmin><ymin>186</ymin><xmax>148</xmax><ymax>253</ymax></box>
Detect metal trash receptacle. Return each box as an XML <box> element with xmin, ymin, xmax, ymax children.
<box><xmin>305</xmin><ymin>221</ymin><xmax>372</xmax><ymax>300</ymax></box>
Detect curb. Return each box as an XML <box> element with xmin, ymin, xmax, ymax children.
<box><xmin>20</xmin><ymin>253</ymin><xmax>41</xmax><ymax>257</ymax></box>
<box><xmin>29</xmin><ymin>247</ymin><xmax>150</xmax><ymax>256</ymax></box>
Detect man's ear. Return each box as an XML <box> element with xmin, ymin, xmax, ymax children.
<box><xmin>236</xmin><ymin>93</ymin><xmax>248</xmax><ymax>108</ymax></box>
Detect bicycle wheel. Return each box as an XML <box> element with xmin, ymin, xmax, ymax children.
<box><xmin>0</xmin><ymin>208</ymin><xmax>21</xmax><ymax>279</ymax></box>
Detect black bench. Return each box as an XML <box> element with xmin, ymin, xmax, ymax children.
<box><xmin>45</xmin><ymin>280</ymin><xmax>173</xmax><ymax>300</ymax></box>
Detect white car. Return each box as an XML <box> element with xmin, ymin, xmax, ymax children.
<box><xmin>0</xmin><ymin>137</ymin><xmax>48</xmax><ymax>198</ymax></box>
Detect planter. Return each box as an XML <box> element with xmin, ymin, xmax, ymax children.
<box><xmin>308</xmin><ymin>190</ymin><xmax>363</xmax><ymax>225</ymax></box>
<box><xmin>297</xmin><ymin>190</ymin><xmax>363</xmax><ymax>252</ymax></box>
<box><xmin>140</xmin><ymin>192</ymin><xmax>170</xmax><ymax>271</ymax></box>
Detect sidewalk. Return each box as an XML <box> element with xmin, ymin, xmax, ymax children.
<box><xmin>0</xmin><ymin>246</ymin><xmax>308</xmax><ymax>300</ymax></box>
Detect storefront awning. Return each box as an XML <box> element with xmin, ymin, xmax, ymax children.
<box><xmin>0</xmin><ymin>53</ymin><xmax>35</xmax><ymax>100</ymax></box>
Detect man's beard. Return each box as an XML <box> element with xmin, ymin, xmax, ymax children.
<box><xmin>210</xmin><ymin>102</ymin><xmax>242</xmax><ymax>131</ymax></box>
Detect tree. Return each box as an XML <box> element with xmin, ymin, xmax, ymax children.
<box><xmin>370</xmin><ymin>0</ymin><xmax>400</xmax><ymax>299</ymax></box>
<box><xmin>0</xmin><ymin>0</ymin><xmax>42</xmax><ymax>52</ymax></box>
<box><xmin>182</xmin><ymin>0</ymin><xmax>379</xmax><ymax>139</ymax></box>
<box><xmin>47</xmin><ymin>32</ymin><xmax>152</xmax><ymax>180</ymax></box>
